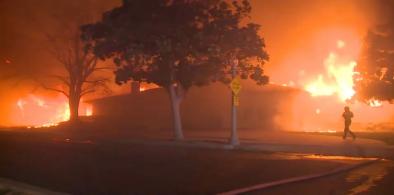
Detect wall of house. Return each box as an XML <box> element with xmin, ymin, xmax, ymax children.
<box><xmin>90</xmin><ymin>83</ymin><xmax>298</xmax><ymax>131</ymax></box>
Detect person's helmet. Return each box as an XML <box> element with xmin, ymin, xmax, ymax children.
<box><xmin>344</xmin><ymin>106</ymin><xmax>350</xmax><ymax>111</ymax></box>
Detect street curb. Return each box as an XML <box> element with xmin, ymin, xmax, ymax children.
<box><xmin>110</xmin><ymin>138</ymin><xmax>392</xmax><ymax>158</ymax></box>
<box><xmin>0</xmin><ymin>177</ymin><xmax>69</xmax><ymax>195</ymax></box>
<box><xmin>217</xmin><ymin>158</ymin><xmax>381</xmax><ymax>195</ymax></box>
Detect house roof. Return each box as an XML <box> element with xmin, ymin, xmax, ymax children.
<box><xmin>87</xmin><ymin>83</ymin><xmax>301</xmax><ymax>104</ymax></box>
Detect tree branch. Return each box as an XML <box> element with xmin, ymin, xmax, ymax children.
<box><xmin>34</xmin><ymin>78</ymin><xmax>69</xmax><ymax>98</ymax></box>
<box><xmin>48</xmin><ymin>74</ymin><xmax>71</xmax><ymax>87</ymax></box>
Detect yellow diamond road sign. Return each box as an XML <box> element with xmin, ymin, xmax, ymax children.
<box><xmin>230</xmin><ymin>77</ymin><xmax>241</xmax><ymax>95</ymax></box>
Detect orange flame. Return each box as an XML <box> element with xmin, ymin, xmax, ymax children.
<box><xmin>368</xmin><ymin>99</ymin><xmax>383</xmax><ymax>107</ymax></box>
<box><xmin>12</xmin><ymin>95</ymin><xmax>92</xmax><ymax>127</ymax></box>
<box><xmin>304</xmin><ymin>40</ymin><xmax>357</xmax><ymax>102</ymax></box>
<box><xmin>140</xmin><ymin>86</ymin><xmax>147</xmax><ymax>92</ymax></box>
<box><xmin>85</xmin><ymin>104</ymin><xmax>93</xmax><ymax>116</ymax></box>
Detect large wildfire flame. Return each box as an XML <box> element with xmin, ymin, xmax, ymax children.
<box><xmin>304</xmin><ymin>40</ymin><xmax>357</xmax><ymax>102</ymax></box>
<box><xmin>13</xmin><ymin>95</ymin><xmax>92</xmax><ymax>128</ymax></box>
<box><xmin>302</xmin><ymin>39</ymin><xmax>384</xmax><ymax>108</ymax></box>
<box><xmin>285</xmin><ymin>37</ymin><xmax>394</xmax><ymax>133</ymax></box>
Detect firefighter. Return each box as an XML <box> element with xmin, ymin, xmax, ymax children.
<box><xmin>342</xmin><ymin>106</ymin><xmax>356</xmax><ymax>140</ymax></box>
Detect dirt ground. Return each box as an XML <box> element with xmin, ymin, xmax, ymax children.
<box><xmin>0</xmin><ymin>130</ymin><xmax>369</xmax><ymax>195</ymax></box>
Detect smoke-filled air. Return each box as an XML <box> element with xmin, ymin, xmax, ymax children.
<box><xmin>1</xmin><ymin>1</ymin><xmax>394</xmax><ymax>194</ymax></box>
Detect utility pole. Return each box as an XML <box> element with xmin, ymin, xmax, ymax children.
<box><xmin>230</xmin><ymin>58</ymin><xmax>240</xmax><ymax>146</ymax></box>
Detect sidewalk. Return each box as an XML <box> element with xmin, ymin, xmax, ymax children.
<box><xmin>201</xmin><ymin>130</ymin><xmax>393</xmax><ymax>158</ymax></box>
<box><xmin>111</xmin><ymin>130</ymin><xmax>394</xmax><ymax>158</ymax></box>
<box><xmin>14</xmin><ymin>127</ymin><xmax>393</xmax><ymax>158</ymax></box>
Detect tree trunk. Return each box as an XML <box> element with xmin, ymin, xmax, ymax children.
<box><xmin>169</xmin><ymin>84</ymin><xmax>184</xmax><ymax>140</ymax></box>
<box><xmin>69</xmin><ymin>93</ymin><xmax>80</xmax><ymax>123</ymax></box>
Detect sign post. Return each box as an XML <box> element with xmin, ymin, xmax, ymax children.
<box><xmin>229</xmin><ymin>59</ymin><xmax>240</xmax><ymax>146</ymax></box>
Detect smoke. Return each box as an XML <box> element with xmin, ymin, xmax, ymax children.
<box><xmin>249</xmin><ymin>0</ymin><xmax>377</xmax><ymax>85</ymax></box>
<box><xmin>0</xmin><ymin>0</ymin><xmax>121</xmax><ymax>125</ymax></box>
<box><xmin>372</xmin><ymin>0</ymin><xmax>394</xmax><ymax>24</ymax></box>
<box><xmin>0</xmin><ymin>0</ymin><xmax>391</xmax><ymax>126</ymax></box>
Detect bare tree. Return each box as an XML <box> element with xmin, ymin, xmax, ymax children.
<box><xmin>34</xmin><ymin>1</ymin><xmax>112</xmax><ymax>123</ymax></box>
<box><xmin>41</xmin><ymin>28</ymin><xmax>109</xmax><ymax>122</ymax></box>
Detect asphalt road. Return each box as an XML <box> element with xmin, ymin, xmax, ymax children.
<box><xmin>0</xmin><ymin>130</ymin><xmax>371</xmax><ymax>195</ymax></box>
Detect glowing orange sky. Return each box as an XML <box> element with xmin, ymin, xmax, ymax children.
<box><xmin>250</xmin><ymin>0</ymin><xmax>376</xmax><ymax>85</ymax></box>
<box><xmin>0</xmin><ymin>0</ymin><xmax>392</xmax><ymax>126</ymax></box>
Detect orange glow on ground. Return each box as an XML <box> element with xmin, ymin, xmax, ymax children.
<box><xmin>11</xmin><ymin>95</ymin><xmax>92</xmax><ymax>127</ymax></box>
<box><xmin>303</xmin><ymin>154</ymin><xmax>378</xmax><ymax>161</ymax></box>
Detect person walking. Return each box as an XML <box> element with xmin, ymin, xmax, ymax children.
<box><xmin>342</xmin><ymin>106</ymin><xmax>356</xmax><ymax>140</ymax></box>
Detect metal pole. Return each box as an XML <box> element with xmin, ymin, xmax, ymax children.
<box><xmin>230</xmin><ymin>59</ymin><xmax>239</xmax><ymax>146</ymax></box>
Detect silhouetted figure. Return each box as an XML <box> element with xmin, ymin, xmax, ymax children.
<box><xmin>342</xmin><ymin>106</ymin><xmax>356</xmax><ymax>140</ymax></box>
